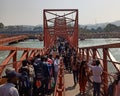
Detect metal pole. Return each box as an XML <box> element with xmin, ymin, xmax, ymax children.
<box><xmin>103</xmin><ymin>48</ymin><xmax>108</xmax><ymax>95</ymax></box>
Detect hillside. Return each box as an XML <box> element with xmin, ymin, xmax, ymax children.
<box><xmin>80</xmin><ymin>20</ymin><xmax>120</xmax><ymax>29</ymax></box>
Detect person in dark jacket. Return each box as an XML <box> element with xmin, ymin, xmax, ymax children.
<box><xmin>32</xmin><ymin>56</ymin><xmax>50</xmax><ymax>96</ymax></box>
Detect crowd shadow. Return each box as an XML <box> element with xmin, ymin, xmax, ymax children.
<box><xmin>65</xmin><ymin>84</ymin><xmax>76</xmax><ymax>91</ymax></box>
<box><xmin>75</xmin><ymin>92</ymin><xmax>92</xmax><ymax>96</ymax></box>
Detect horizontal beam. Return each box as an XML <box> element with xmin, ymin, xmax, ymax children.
<box><xmin>0</xmin><ymin>45</ymin><xmax>42</xmax><ymax>51</ymax></box>
<box><xmin>79</xmin><ymin>42</ymin><xmax>120</xmax><ymax>49</ymax></box>
<box><xmin>44</xmin><ymin>9</ymin><xmax>78</xmax><ymax>11</ymax></box>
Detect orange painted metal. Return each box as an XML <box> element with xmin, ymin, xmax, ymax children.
<box><xmin>0</xmin><ymin>50</ymin><xmax>16</xmax><ymax>75</ymax></box>
<box><xmin>43</xmin><ymin>9</ymin><xmax>78</xmax><ymax>49</ymax></box>
<box><xmin>0</xmin><ymin>35</ymin><xmax>28</xmax><ymax>45</ymax></box>
<box><xmin>0</xmin><ymin>34</ymin><xmax>8</xmax><ymax>39</ymax></box>
<box><xmin>13</xmin><ymin>50</ymin><xmax>17</xmax><ymax>71</ymax></box>
<box><xmin>54</xmin><ymin>58</ymin><xmax>65</xmax><ymax>96</ymax></box>
<box><xmin>0</xmin><ymin>45</ymin><xmax>42</xmax><ymax>51</ymax></box>
<box><xmin>16</xmin><ymin>51</ymin><xmax>29</xmax><ymax>71</ymax></box>
<box><xmin>103</xmin><ymin>48</ymin><xmax>108</xmax><ymax>95</ymax></box>
<box><xmin>0</xmin><ymin>45</ymin><xmax>49</xmax><ymax>75</ymax></box>
<box><xmin>92</xmin><ymin>48</ymin><xmax>96</xmax><ymax>59</ymax></box>
<box><xmin>78</xmin><ymin>43</ymin><xmax>120</xmax><ymax>95</ymax></box>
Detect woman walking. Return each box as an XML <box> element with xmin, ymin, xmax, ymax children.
<box><xmin>78</xmin><ymin>60</ymin><xmax>87</xmax><ymax>95</ymax></box>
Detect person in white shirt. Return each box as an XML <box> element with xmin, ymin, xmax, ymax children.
<box><xmin>0</xmin><ymin>67</ymin><xmax>21</xmax><ymax>96</ymax></box>
<box><xmin>88</xmin><ymin>59</ymin><xmax>103</xmax><ymax>96</ymax></box>
<box><xmin>54</xmin><ymin>55</ymin><xmax>60</xmax><ymax>83</ymax></box>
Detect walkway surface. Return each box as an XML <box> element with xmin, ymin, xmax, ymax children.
<box><xmin>64</xmin><ymin>72</ymin><xmax>80</xmax><ymax>96</ymax></box>
<box><xmin>64</xmin><ymin>71</ymin><xmax>93</xmax><ymax>96</ymax></box>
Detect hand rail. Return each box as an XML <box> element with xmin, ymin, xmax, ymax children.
<box><xmin>0</xmin><ymin>45</ymin><xmax>50</xmax><ymax>76</ymax></box>
<box><xmin>54</xmin><ymin>58</ymin><xmax>65</xmax><ymax>96</ymax></box>
<box><xmin>77</xmin><ymin>43</ymin><xmax>120</xmax><ymax>95</ymax></box>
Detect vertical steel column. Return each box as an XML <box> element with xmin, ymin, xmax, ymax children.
<box><xmin>86</xmin><ymin>49</ymin><xmax>89</xmax><ymax>62</ymax></box>
<box><xmin>82</xmin><ymin>49</ymin><xmax>84</xmax><ymax>60</ymax></box>
<box><xmin>103</xmin><ymin>48</ymin><xmax>108</xmax><ymax>95</ymax></box>
<box><xmin>43</xmin><ymin>10</ymin><xmax>47</xmax><ymax>48</ymax></box>
<box><xmin>13</xmin><ymin>50</ymin><xmax>17</xmax><ymax>71</ymax></box>
<box><xmin>79</xmin><ymin>49</ymin><xmax>82</xmax><ymax>61</ymax></box>
<box><xmin>43</xmin><ymin>9</ymin><xmax>78</xmax><ymax>49</ymax></box>
<box><xmin>74</xmin><ymin>9</ymin><xmax>78</xmax><ymax>48</ymax></box>
<box><xmin>92</xmin><ymin>48</ymin><xmax>96</xmax><ymax>59</ymax></box>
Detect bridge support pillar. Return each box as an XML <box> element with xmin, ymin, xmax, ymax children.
<box><xmin>82</xmin><ymin>49</ymin><xmax>84</xmax><ymax>60</ymax></box>
<box><xmin>103</xmin><ymin>48</ymin><xmax>108</xmax><ymax>95</ymax></box>
<box><xmin>92</xmin><ymin>48</ymin><xmax>96</xmax><ymax>59</ymax></box>
<box><xmin>13</xmin><ymin>51</ymin><xmax>17</xmax><ymax>71</ymax></box>
<box><xmin>86</xmin><ymin>49</ymin><xmax>89</xmax><ymax>62</ymax></box>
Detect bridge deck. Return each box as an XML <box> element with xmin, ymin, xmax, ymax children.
<box><xmin>64</xmin><ymin>71</ymin><xmax>93</xmax><ymax>96</ymax></box>
<box><xmin>65</xmin><ymin>72</ymin><xmax>79</xmax><ymax>96</ymax></box>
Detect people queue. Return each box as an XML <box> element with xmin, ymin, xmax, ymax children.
<box><xmin>0</xmin><ymin>53</ymin><xmax>60</xmax><ymax>96</ymax></box>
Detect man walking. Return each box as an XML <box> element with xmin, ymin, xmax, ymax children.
<box><xmin>88</xmin><ymin>59</ymin><xmax>103</xmax><ymax>96</ymax></box>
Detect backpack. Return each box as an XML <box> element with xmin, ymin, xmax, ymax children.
<box><xmin>19</xmin><ymin>66</ymin><xmax>30</xmax><ymax>89</ymax></box>
<box><xmin>19</xmin><ymin>71</ymin><xmax>30</xmax><ymax>89</ymax></box>
<box><xmin>35</xmin><ymin>62</ymin><xmax>45</xmax><ymax>81</ymax></box>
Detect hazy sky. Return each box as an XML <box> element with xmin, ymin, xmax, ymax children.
<box><xmin>0</xmin><ymin>0</ymin><xmax>120</xmax><ymax>26</ymax></box>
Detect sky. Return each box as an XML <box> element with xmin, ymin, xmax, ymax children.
<box><xmin>0</xmin><ymin>0</ymin><xmax>120</xmax><ymax>26</ymax></box>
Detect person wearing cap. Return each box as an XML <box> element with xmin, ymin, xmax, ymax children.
<box><xmin>0</xmin><ymin>67</ymin><xmax>20</xmax><ymax>96</ymax></box>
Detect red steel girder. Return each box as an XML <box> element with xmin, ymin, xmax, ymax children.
<box><xmin>43</xmin><ymin>9</ymin><xmax>78</xmax><ymax>48</ymax></box>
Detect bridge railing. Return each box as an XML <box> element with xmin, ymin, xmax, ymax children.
<box><xmin>54</xmin><ymin>57</ymin><xmax>65</xmax><ymax>96</ymax></box>
<box><xmin>0</xmin><ymin>45</ymin><xmax>49</xmax><ymax>76</ymax></box>
<box><xmin>77</xmin><ymin>42</ymin><xmax>120</xmax><ymax>95</ymax></box>
<box><xmin>0</xmin><ymin>35</ymin><xmax>29</xmax><ymax>45</ymax></box>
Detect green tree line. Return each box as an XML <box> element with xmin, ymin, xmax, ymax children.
<box><xmin>0</xmin><ymin>23</ymin><xmax>4</xmax><ymax>29</ymax></box>
<box><xmin>80</xmin><ymin>23</ymin><xmax>120</xmax><ymax>33</ymax></box>
<box><xmin>1</xmin><ymin>22</ymin><xmax>120</xmax><ymax>33</ymax></box>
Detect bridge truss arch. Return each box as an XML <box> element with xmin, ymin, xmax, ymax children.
<box><xmin>43</xmin><ymin>9</ymin><xmax>78</xmax><ymax>48</ymax></box>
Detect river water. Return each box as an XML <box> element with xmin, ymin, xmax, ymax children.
<box><xmin>79</xmin><ymin>38</ymin><xmax>120</xmax><ymax>73</ymax></box>
<box><xmin>80</xmin><ymin>38</ymin><xmax>120</xmax><ymax>60</ymax></box>
<box><xmin>0</xmin><ymin>39</ymin><xmax>43</xmax><ymax>64</ymax></box>
<box><xmin>79</xmin><ymin>38</ymin><xmax>120</xmax><ymax>61</ymax></box>
<box><xmin>0</xmin><ymin>38</ymin><xmax>120</xmax><ymax>73</ymax></box>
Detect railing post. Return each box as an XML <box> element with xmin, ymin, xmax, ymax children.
<box><xmin>79</xmin><ymin>49</ymin><xmax>82</xmax><ymax>60</ymax></box>
<box><xmin>24</xmin><ymin>50</ymin><xmax>29</xmax><ymax>59</ymax></box>
<box><xmin>92</xmin><ymin>48</ymin><xmax>96</xmax><ymax>59</ymax></box>
<box><xmin>26</xmin><ymin>50</ymin><xmax>29</xmax><ymax>59</ymax></box>
<box><xmin>54</xmin><ymin>58</ymin><xmax>65</xmax><ymax>96</ymax></box>
<box><xmin>13</xmin><ymin>50</ymin><xmax>17</xmax><ymax>71</ymax></box>
<box><xmin>82</xmin><ymin>49</ymin><xmax>84</xmax><ymax>60</ymax></box>
<box><xmin>86</xmin><ymin>49</ymin><xmax>89</xmax><ymax>62</ymax></box>
<box><xmin>103</xmin><ymin>48</ymin><xmax>108</xmax><ymax>95</ymax></box>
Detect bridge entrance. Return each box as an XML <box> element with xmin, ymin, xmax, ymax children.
<box><xmin>43</xmin><ymin>9</ymin><xmax>78</xmax><ymax>49</ymax></box>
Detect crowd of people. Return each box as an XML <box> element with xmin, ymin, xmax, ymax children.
<box><xmin>69</xmin><ymin>55</ymin><xmax>103</xmax><ymax>96</ymax></box>
<box><xmin>0</xmin><ymin>37</ymin><xmax>120</xmax><ymax>96</ymax></box>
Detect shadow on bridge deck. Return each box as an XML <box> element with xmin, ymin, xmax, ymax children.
<box><xmin>64</xmin><ymin>71</ymin><xmax>93</xmax><ymax>96</ymax></box>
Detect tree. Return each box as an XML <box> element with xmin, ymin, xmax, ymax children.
<box><xmin>0</xmin><ymin>23</ymin><xmax>4</xmax><ymax>29</ymax></box>
<box><xmin>96</xmin><ymin>27</ymin><xmax>103</xmax><ymax>32</ymax></box>
<box><xmin>104</xmin><ymin>23</ymin><xmax>118</xmax><ymax>32</ymax></box>
<box><xmin>91</xmin><ymin>28</ymin><xmax>96</xmax><ymax>32</ymax></box>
